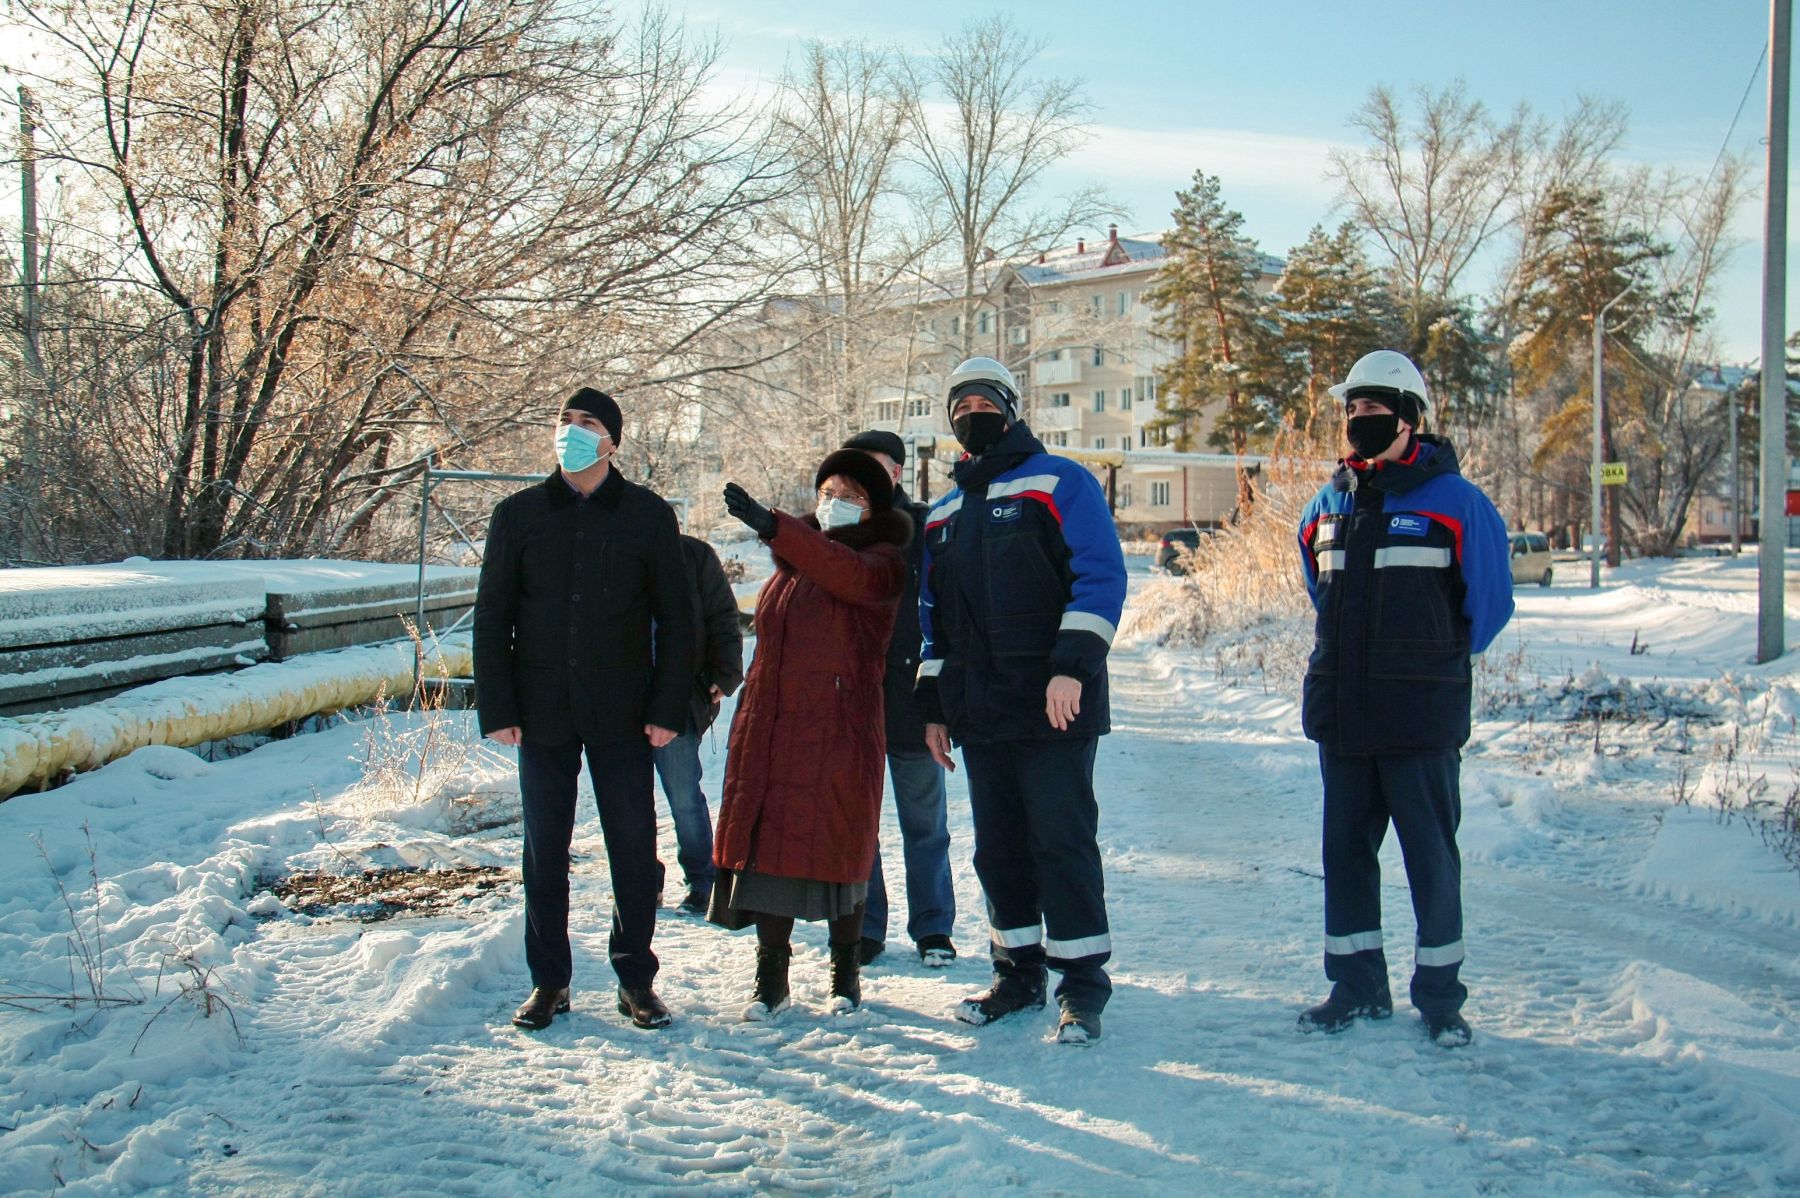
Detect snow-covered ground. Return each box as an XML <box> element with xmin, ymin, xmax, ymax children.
<box><xmin>2</xmin><ymin>554</ymin><xmax>1798</xmax><ymax>1195</ymax></box>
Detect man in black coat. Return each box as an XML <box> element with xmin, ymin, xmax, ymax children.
<box><xmin>652</xmin><ymin>533</ymin><xmax>745</xmax><ymax>915</ymax></box>
<box><xmin>842</xmin><ymin>431</ymin><xmax>957</xmax><ymax>968</ymax></box>
<box><xmin>474</xmin><ymin>387</ymin><xmax>695</xmax><ymax>1031</ymax></box>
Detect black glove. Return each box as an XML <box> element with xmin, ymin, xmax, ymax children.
<box><xmin>723</xmin><ymin>482</ymin><xmax>777</xmax><ymax>538</ymax></box>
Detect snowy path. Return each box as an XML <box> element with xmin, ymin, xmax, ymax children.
<box><xmin>5</xmin><ymin>563</ymin><xmax>1799</xmax><ymax>1195</ymax></box>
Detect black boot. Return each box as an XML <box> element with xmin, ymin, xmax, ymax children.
<box><xmin>1296</xmin><ymin>991</ymin><xmax>1393</xmax><ymax>1035</ymax></box>
<box><xmin>511</xmin><ymin>986</ymin><xmax>570</xmax><ymax>1030</ymax></box>
<box><xmin>616</xmin><ymin>986</ymin><xmax>673</xmax><ymax>1030</ymax></box>
<box><xmin>743</xmin><ymin>943</ymin><xmax>791</xmax><ymax>1022</ymax></box>
<box><xmin>828</xmin><ymin>942</ymin><xmax>862</xmax><ymax>1014</ymax></box>
<box><xmin>954</xmin><ymin>968</ymin><xmax>1047</xmax><ymax>1027</ymax></box>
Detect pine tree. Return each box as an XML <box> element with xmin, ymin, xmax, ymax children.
<box><xmin>1142</xmin><ymin>171</ymin><xmax>1271</xmax><ymax>454</ymax></box>
<box><xmin>1510</xmin><ymin>185</ymin><xmax>1671</xmax><ymax>558</ymax></box>
<box><xmin>1267</xmin><ymin>224</ymin><xmax>1401</xmax><ymax>446</ymax></box>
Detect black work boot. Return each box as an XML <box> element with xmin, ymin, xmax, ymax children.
<box><xmin>954</xmin><ymin>969</ymin><xmax>1047</xmax><ymax>1027</ymax></box>
<box><xmin>511</xmin><ymin>986</ymin><xmax>570</xmax><ymax>1031</ymax></box>
<box><xmin>615</xmin><ymin>986</ymin><xmax>673</xmax><ymax>1030</ymax></box>
<box><xmin>1296</xmin><ymin>991</ymin><xmax>1394</xmax><ymax>1035</ymax></box>
<box><xmin>1056</xmin><ymin>1004</ymin><xmax>1103</xmax><ymax>1045</ymax></box>
<box><xmin>1423</xmin><ymin>1010</ymin><xmax>1473</xmax><ymax>1048</ymax></box>
<box><xmin>828</xmin><ymin>942</ymin><xmax>862</xmax><ymax>1014</ymax></box>
<box><xmin>743</xmin><ymin>943</ymin><xmax>791</xmax><ymax>1022</ymax></box>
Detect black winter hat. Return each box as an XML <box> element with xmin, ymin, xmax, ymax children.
<box><xmin>564</xmin><ymin>387</ymin><xmax>623</xmax><ymax>445</ymax></box>
<box><xmin>814</xmin><ymin>448</ymin><xmax>895</xmax><ymax>513</ymax></box>
<box><xmin>842</xmin><ymin>429</ymin><xmax>906</xmax><ymax>465</ymax></box>
<box><xmin>1344</xmin><ymin>386</ymin><xmax>1423</xmax><ymax>431</ymax></box>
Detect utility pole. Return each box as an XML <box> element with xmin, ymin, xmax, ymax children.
<box><xmin>1730</xmin><ymin>382</ymin><xmax>1742</xmax><ymax>555</ymax></box>
<box><xmin>18</xmin><ymin>85</ymin><xmax>41</xmax><ymax>379</ymax></box>
<box><xmin>1590</xmin><ymin>288</ymin><xmax>1631</xmax><ymax>589</ymax></box>
<box><xmin>1758</xmin><ymin>0</ymin><xmax>1791</xmax><ymax>663</ymax></box>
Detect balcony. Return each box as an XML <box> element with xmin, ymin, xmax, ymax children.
<box><xmin>1033</xmin><ymin>356</ymin><xmax>1082</xmax><ymax>386</ymax></box>
<box><xmin>1031</xmin><ymin>404</ymin><xmax>1080</xmax><ymax>431</ymax></box>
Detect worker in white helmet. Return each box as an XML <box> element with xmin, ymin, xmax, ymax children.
<box><xmin>1294</xmin><ymin>350</ymin><xmax>1514</xmax><ymax>1048</ymax></box>
<box><xmin>914</xmin><ymin>356</ymin><xmax>1128</xmax><ymax>1045</ymax></box>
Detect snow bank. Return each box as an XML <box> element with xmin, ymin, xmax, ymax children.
<box><xmin>0</xmin><ymin>638</ymin><xmax>471</xmax><ymax>799</ymax></box>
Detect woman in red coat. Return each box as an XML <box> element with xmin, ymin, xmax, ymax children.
<box><xmin>714</xmin><ymin>449</ymin><xmax>911</xmax><ymax>1019</ymax></box>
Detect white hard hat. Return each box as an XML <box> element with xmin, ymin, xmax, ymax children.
<box><xmin>1328</xmin><ymin>350</ymin><xmax>1429</xmax><ymax>422</ymax></box>
<box><xmin>945</xmin><ymin>356</ymin><xmax>1020</xmax><ymax>420</ymax></box>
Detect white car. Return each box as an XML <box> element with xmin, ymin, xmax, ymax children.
<box><xmin>1509</xmin><ymin>531</ymin><xmax>1554</xmax><ymax>587</ymax></box>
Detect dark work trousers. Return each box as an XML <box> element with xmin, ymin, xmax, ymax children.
<box><xmin>962</xmin><ymin>737</ymin><xmax>1112</xmax><ymax>1014</ymax></box>
<box><xmin>1318</xmin><ymin>746</ymin><xmax>1466</xmax><ymax>1016</ymax></box>
<box><xmin>518</xmin><ymin>737</ymin><xmax>661</xmax><ymax>992</ymax></box>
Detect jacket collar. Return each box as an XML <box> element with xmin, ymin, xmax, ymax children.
<box><xmin>543</xmin><ymin>465</ymin><xmax>626</xmax><ymax>509</ymax></box>
<box><xmin>952</xmin><ymin>421</ymin><xmax>1047</xmax><ymax>491</ymax></box>
<box><xmin>1332</xmin><ymin>434</ymin><xmax>1460</xmax><ymax>496</ymax></box>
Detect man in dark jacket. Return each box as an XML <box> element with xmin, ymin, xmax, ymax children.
<box><xmin>1295</xmin><ymin>350</ymin><xmax>1513</xmax><ymax>1048</ymax></box>
<box><xmin>915</xmin><ymin>357</ymin><xmax>1128</xmax><ymax>1045</ymax></box>
<box><xmin>652</xmin><ymin>533</ymin><xmax>745</xmax><ymax>915</ymax></box>
<box><xmin>842</xmin><ymin>430</ymin><xmax>956</xmax><ymax>969</ymax></box>
<box><xmin>474</xmin><ymin>387</ymin><xmax>695</xmax><ymax>1032</ymax></box>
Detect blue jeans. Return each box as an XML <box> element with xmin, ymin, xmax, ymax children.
<box><xmin>864</xmin><ymin>748</ymin><xmax>954</xmax><ymax>944</ymax></box>
<box><xmin>652</xmin><ymin>731</ymin><xmax>715</xmax><ymax>894</ymax></box>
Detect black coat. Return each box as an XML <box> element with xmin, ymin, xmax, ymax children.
<box><xmin>679</xmin><ymin>534</ymin><xmax>745</xmax><ymax>736</ymax></box>
<box><xmin>473</xmin><ymin>468</ymin><xmax>694</xmax><ymax>745</ymax></box>
<box><xmin>880</xmin><ymin>487</ymin><xmax>932</xmax><ymax>751</ymax></box>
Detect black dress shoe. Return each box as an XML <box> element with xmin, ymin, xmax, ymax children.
<box><xmin>858</xmin><ymin>937</ymin><xmax>886</xmax><ymax>967</ymax></box>
<box><xmin>676</xmin><ymin>887</ymin><xmax>710</xmax><ymax>916</ymax></box>
<box><xmin>616</xmin><ymin>986</ymin><xmax>673</xmax><ymax>1029</ymax></box>
<box><xmin>511</xmin><ymin>986</ymin><xmax>570</xmax><ymax>1030</ymax></box>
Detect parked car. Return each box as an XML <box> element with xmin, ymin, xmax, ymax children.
<box><xmin>1157</xmin><ymin>527</ymin><xmax>1207</xmax><ymax>574</ymax></box>
<box><xmin>1509</xmin><ymin>530</ymin><xmax>1554</xmax><ymax>587</ymax></box>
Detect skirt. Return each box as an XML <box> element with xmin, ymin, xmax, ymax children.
<box><xmin>707</xmin><ymin>867</ymin><xmax>868</xmax><ymax>929</ymax></box>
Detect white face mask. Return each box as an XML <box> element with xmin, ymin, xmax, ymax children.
<box><xmin>815</xmin><ymin>497</ymin><xmax>864</xmax><ymax>529</ymax></box>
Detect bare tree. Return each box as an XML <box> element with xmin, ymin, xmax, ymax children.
<box><xmin>900</xmin><ymin>14</ymin><xmax>1109</xmax><ymax>360</ymax></box>
<box><xmin>1330</xmin><ymin>81</ymin><xmax>1531</xmax><ymax>314</ymax></box>
<box><xmin>7</xmin><ymin>0</ymin><xmax>790</xmax><ymax>561</ymax></box>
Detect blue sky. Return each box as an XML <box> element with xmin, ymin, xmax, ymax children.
<box><xmin>660</xmin><ymin>0</ymin><xmax>1793</xmax><ymax>362</ymax></box>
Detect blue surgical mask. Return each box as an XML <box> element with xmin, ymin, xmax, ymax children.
<box><xmin>815</xmin><ymin>497</ymin><xmax>864</xmax><ymax>529</ymax></box>
<box><xmin>554</xmin><ymin>423</ymin><xmax>609</xmax><ymax>472</ymax></box>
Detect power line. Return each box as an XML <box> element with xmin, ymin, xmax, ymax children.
<box><xmin>1703</xmin><ymin>38</ymin><xmax>1770</xmax><ymax>195</ymax></box>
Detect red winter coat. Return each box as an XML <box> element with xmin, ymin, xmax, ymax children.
<box><xmin>715</xmin><ymin>508</ymin><xmax>912</xmax><ymax>884</ymax></box>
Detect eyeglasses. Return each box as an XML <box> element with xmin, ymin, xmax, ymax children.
<box><xmin>817</xmin><ymin>487</ymin><xmax>868</xmax><ymax>507</ymax></box>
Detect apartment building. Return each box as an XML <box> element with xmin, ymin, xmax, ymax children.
<box><xmin>870</xmin><ymin>226</ymin><xmax>1283</xmax><ymax>528</ymax></box>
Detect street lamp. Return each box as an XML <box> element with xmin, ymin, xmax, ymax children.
<box><xmin>1590</xmin><ymin>286</ymin><xmax>1632</xmax><ymax>589</ymax></box>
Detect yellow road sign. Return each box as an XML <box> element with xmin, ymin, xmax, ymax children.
<box><xmin>1600</xmin><ymin>462</ymin><xmax>1628</xmax><ymax>486</ymax></box>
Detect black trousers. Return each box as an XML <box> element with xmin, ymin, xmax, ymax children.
<box><xmin>518</xmin><ymin>737</ymin><xmax>661</xmax><ymax>991</ymax></box>
<box><xmin>962</xmin><ymin>737</ymin><xmax>1112</xmax><ymax>1014</ymax></box>
<box><xmin>1318</xmin><ymin>747</ymin><xmax>1466</xmax><ymax>1016</ymax></box>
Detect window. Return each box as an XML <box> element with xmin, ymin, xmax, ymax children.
<box><xmin>905</xmin><ymin>397</ymin><xmax>929</xmax><ymax>418</ymax></box>
<box><xmin>1048</xmin><ymin>300</ymin><xmax>1065</xmax><ymax>315</ymax></box>
<box><xmin>1092</xmin><ymin>390</ymin><xmax>1106</xmax><ymax>412</ymax></box>
<box><xmin>1048</xmin><ymin>347</ymin><xmax>1063</xmax><ymax>361</ymax></box>
<box><xmin>1091</xmin><ymin>295</ymin><xmax>1103</xmax><ymax>317</ymax></box>
<box><xmin>1091</xmin><ymin>437</ymin><xmax>1107</xmax><ymax>449</ymax></box>
<box><xmin>949</xmin><ymin>315</ymin><xmax>961</xmax><ymax>336</ymax></box>
<box><xmin>977</xmin><ymin>310</ymin><xmax>991</xmax><ymax>335</ymax></box>
<box><xmin>1138</xmin><ymin>427</ymin><xmax>1148</xmax><ymax>448</ymax></box>
<box><xmin>1135</xmin><ymin>375</ymin><xmax>1158</xmax><ymax>406</ymax></box>
<box><xmin>1117</xmin><ymin>290</ymin><xmax>1131</xmax><ymax>315</ymax></box>
<box><xmin>1120</xmin><ymin>483</ymin><xmax>1133</xmax><ymax>508</ymax></box>
<box><xmin>1046</xmin><ymin>431</ymin><xmax>1067</xmax><ymax>447</ymax></box>
<box><xmin>1121</xmin><ymin>436</ymin><xmax>1132</xmax><ymax>451</ymax></box>
<box><xmin>1151</xmin><ymin>481</ymin><xmax>1171</xmax><ymax>507</ymax></box>
<box><xmin>1050</xmin><ymin>392</ymin><xmax>1071</xmax><ymax>408</ymax></box>
<box><xmin>1121</xmin><ymin>385</ymin><xmax>1133</xmax><ymax>411</ymax></box>
<box><xmin>1008</xmin><ymin>325</ymin><xmax>1028</xmax><ymax>345</ymax></box>
<box><xmin>1092</xmin><ymin>347</ymin><xmax>1105</xmax><ymax>367</ymax></box>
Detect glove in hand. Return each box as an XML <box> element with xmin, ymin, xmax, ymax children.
<box><xmin>723</xmin><ymin>482</ymin><xmax>777</xmax><ymax>538</ymax></box>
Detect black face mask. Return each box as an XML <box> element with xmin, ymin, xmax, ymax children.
<box><xmin>1345</xmin><ymin>413</ymin><xmax>1401</xmax><ymax>460</ymax></box>
<box><xmin>952</xmin><ymin>411</ymin><xmax>1008</xmax><ymax>455</ymax></box>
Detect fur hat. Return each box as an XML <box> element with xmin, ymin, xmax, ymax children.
<box><xmin>842</xmin><ymin>429</ymin><xmax>906</xmax><ymax>465</ymax></box>
<box><xmin>814</xmin><ymin>448</ymin><xmax>895</xmax><ymax>513</ymax></box>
